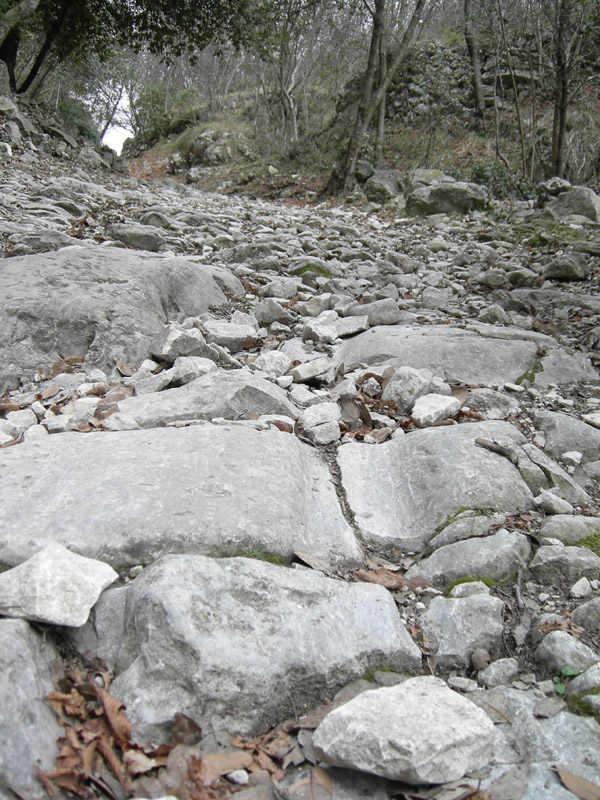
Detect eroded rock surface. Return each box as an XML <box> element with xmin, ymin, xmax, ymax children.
<box><xmin>2</xmin><ymin>138</ymin><xmax>600</xmax><ymax>798</ymax></box>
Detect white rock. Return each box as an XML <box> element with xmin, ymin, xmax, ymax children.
<box><xmin>583</xmin><ymin>412</ymin><xmax>600</xmax><ymax>429</ymax></box>
<box><xmin>298</xmin><ymin>402</ymin><xmax>341</xmax><ymax>445</ymax></box>
<box><xmin>0</xmin><ymin>542</ymin><xmax>117</xmax><ymax>627</ymax></box>
<box><xmin>6</xmin><ymin>408</ymin><xmax>38</xmax><ymax>436</ymax></box>
<box><xmin>381</xmin><ymin>366</ymin><xmax>433</xmax><ymax>414</ymax></box>
<box><xmin>289</xmin><ymin>357</ymin><xmax>334</xmax><ymax>383</ymax></box>
<box><xmin>254</xmin><ymin>350</ymin><xmax>293</xmax><ymax>377</ymax></box>
<box><xmin>571</xmin><ymin>576</ymin><xmax>593</xmax><ymax>599</ymax></box>
<box><xmin>412</xmin><ymin>393</ymin><xmax>461</xmax><ymax>427</ymax></box>
<box><xmin>534</xmin><ymin>489</ymin><xmax>574</xmax><ymax>515</ymax></box>
<box><xmin>302</xmin><ymin>311</ymin><xmax>339</xmax><ymax>344</ymax></box>
<box><xmin>103</xmin><ymin>412</ymin><xmax>140</xmax><ymax>431</ymax></box>
<box><xmin>562</xmin><ymin>450</ymin><xmax>583</xmax><ymax>466</ymax></box>
<box><xmin>23</xmin><ymin>424</ymin><xmax>49</xmax><ymax>441</ymax></box>
<box><xmin>312</xmin><ymin>676</ymin><xmax>495</xmax><ymax>784</ymax></box>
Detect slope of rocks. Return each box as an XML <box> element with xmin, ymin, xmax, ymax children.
<box><xmin>3</xmin><ymin>116</ymin><xmax>600</xmax><ymax>800</ymax></box>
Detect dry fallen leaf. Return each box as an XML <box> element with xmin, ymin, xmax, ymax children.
<box><xmin>555</xmin><ymin>767</ymin><xmax>600</xmax><ymax>800</ymax></box>
<box><xmin>123</xmin><ymin>748</ymin><xmax>159</xmax><ymax>775</ymax></box>
<box><xmin>281</xmin><ymin>765</ymin><xmax>333</xmax><ymax>800</ymax></box>
<box><xmin>172</xmin><ymin>711</ymin><xmax>203</xmax><ymax>745</ymax></box>
<box><xmin>91</xmin><ymin>685</ymin><xmax>132</xmax><ymax>744</ymax></box>
<box><xmin>450</xmin><ymin>386</ymin><xmax>469</xmax><ymax>406</ymax></box>
<box><xmin>354</xmin><ymin>568</ymin><xmax>406</xmax><ymax>590</ymax></box>
<box><xmin>46</xmin><ymin>690</ymin><xmax>89</xmax><ymax>723</ymax></box>
<box><xmin>201</xmin><ymin>751</ymin><xmax>254</xmax><ymax>784</ymax></box>
<box><xmin>116</xmin><ymin>361</ymin><xmax>134</xmax><ymax>377</ymax></box>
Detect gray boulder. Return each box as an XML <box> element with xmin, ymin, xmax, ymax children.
<box><xmin>364</xmin><ymin>170</ymin><xmax>401</xmax><ymax>204</ymax></box>
<box><xmin>0</xmin><ymin>247</ymin><xmax>242</xmax><ymax>393</ymax></box>
<box><xmin>546</xmin><ymin>186</ymin><xmax>600</xmax><ymax>221</ymax></box>
<box><xmin>529</xmin><ymin>543</ymin><xmax>600</xmax><ymax>584</ymax></box>
<box><xmin>312</xmin><ymin>677</ymin><xmax>495</xmax><ymax>784</ymax></box>
<box><xmin>572</xmin><ymin>597</ymin><xmax>600</xmax><ymax>634</ymax></box>
<box><xmin>72</xmin><ymin>555</ymin><xmax>421</xmax><ymax>742</ymax></box>
<box><xmin>419</xmin><ymin>595</ymin><xmax>505</xmax><ymax>668</ymax></box>
<box><xmin>338</xmin><ymin>421</ymin><xmax>533</xmax><ymax>551</ymax></box>
<box><xmin>540</xmin><ymin>515</ymin><xmax>600</xmax><ymax>545</ymax></box>
<box><xmin>533</xmin><ymin>410</ymin><xmax>600</xmax><ymax>464</ymax></box>
<box><xmin>117</xmin><ymin>369</ymin><xmax>298</xmax><ymax>426</ymax></box>
<box><xmin>336</xmin><ymin>325</ymin><xmax>538</xmax><ymax>386</ymax></box>
<box><xmin>0</xmin><ymin>424</ymin><xmax>361</xmax><ymax>568</ymax></box>
<box><xmin>535</xmin><ymin>631</ymin><xmax>600</xmax><ymax>674</ymax></box>
<box><xmin>0</xmin><ymin>542</ymin><xmax>117</xmax><ymax>626</ymax></box>
<box><xmin>474</xmin><ymin>686</ymin><xmax>600</xmax><ymax>796</ymax></box>
<box><xmin>106</xmin><ymin>222</ymin><xmax>166</xmax><ymax>251</ymax></box>
<box><xmin>406</xmin><ymin>529</ymin><xmax>531</xmax><ymax>590</ymax></box>
<box><xmin>544</xmin><ymin>251</ymin><xmax>590</xmax><ymax>280</ymax></box>
<box><xmin>0</xmin><ymin>620</ymin><xmax>62</xmax><ymax>794</ymax></box>
<box><xmin>406</xmin><ymin>182</ymin><xmax>488</xmax><ymax>215</ymax></box>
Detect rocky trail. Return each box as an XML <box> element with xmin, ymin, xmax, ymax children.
<box><xmin>4</xmin><ymin>113</ymin><xmax>600</xmax><ymax>800</ymax></box>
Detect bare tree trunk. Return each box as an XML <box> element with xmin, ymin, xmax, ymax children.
<box><xmin>552</xmin><ymin>0</ymin><xmax>569</xmax><ymax>177</ymax></box>
<box><xmin>463</xmin><ymin>0</ymin><xmax>486</xmax><ymax>122</ymax></box>
<box><xmin>375</xmin><ymin>22</ymin><xmax>387</xmax><ymax>167</ymax></box>
<box><xmin>326</xmin><ymin>0</ymin><xmax>427</xmax><ymax>194</ymax></box>
<box><xmin>0</xmin><ymin>26</ymin><xmax>20</xmax><ymax>90</ymax></box>
<box><xmin>18</xmin><ymin>0</ymin><xmax>74</xmax><ymax>94</ymax></box>
<box><xmin>527</xmin><ymin>41</ymin><xmax>537</xmax><ymax>183</ymax></box>
<box><xmin>496</xmin><ymin>0</ymin><xmax>527</xmax><ymax>177</ymax></box>
<box><xmin>0</xmin><ymin>0</ymin><xmax>41</xmax><ymax>49</ymax></box>
<box><xmin>100</xmin><ymin>87</ymin><xmax>124</xmax><ymax>140</ymax></box>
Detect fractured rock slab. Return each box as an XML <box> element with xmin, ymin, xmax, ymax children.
<box><xmin>336</xmin><ymin>325</ymin><xmax>538</xmax><ymax>386</ymax></box>
<box><xmin>0</xmin><ymin>247</ymin><xmax>242</xmax><ymax>393</ymax></box>
<box><xmin>0</xmin><ymin>542</ymin><xmax>117</xmax><ymax>626</ymax></box>
<box><xmin>0</xmin><ymin>424</ymin><xmax>361</xmax><ymax>568</ymax></box>
<box><xmin>338</xmin><ymin>421</ymin><xmax>533</xmax><ymax>551</ymax></box>
<box><xmin>72</xmin><ymin>555</ymin><xmax>421</xmax><ymax>741</ymax></box>
<box><xmin>312</xmin><ymin>676</ymin><xmax>495</xmax><ymax>784</ymax></box>
<box><xmin>117</xmin><ymin>369</ymin><xmax>298</xmax><ymax>427</ymax></box>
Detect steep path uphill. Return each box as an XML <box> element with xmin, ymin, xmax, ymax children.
<box><xmin>2</xmin><ymin>156</ymin><xmax>600</xmax><ymax>800</ymax></box>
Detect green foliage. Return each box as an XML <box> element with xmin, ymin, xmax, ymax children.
<box><xmin>553</xmin><ymin>665</ymin><xmax>580</xmax><ymax>695</ymax></box>
<box><xmin>441</xmin><ymin>26</ymin><xmax>462</xmax><ymax>47</ymax></box>
<box><xmin>578</xmin><ymin>533</ymin><xmax>600</xmax><ymax>557</ymax></box>
<box><xmin>470</xmin><ymin>161</ymin><xmax>534</xmax><ymax>200</ymax></box>
<box><xmin>237</xmin><ymin>549</ymin><xmax>285</xmax><ymax>565</ymax></box>
<box><xmin>566</xmin><ymin>687</ymin><xmax>600</xmax><ymax>720</ymax></box>
<box><xmin>57</xmin><ymin>96</ymin><xmax>99</xmax><ymax>141</ymax></box>
<box><xmin>133</xmin><ymin>83</ymin><xmax>168</xmax><ymax>144</ymax></box>
<box><xmin>364</xmin><ymin>665</ymin><xmax>396</xmax><ymax>682</ymax></box>
<box><xmin>516</xmin><ymin>358</ymin><xmax>544</xmax><ymax>385</ymax></box>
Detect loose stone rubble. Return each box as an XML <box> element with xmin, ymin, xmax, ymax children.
<box><xmin>3</xmin><ymin>114</ymin><xmax>600</xmax><ymax>799</ymax></box>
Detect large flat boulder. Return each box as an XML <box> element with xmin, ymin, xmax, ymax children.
<box><xmin>338</xmin><ymin>421</ymin><xmax>534</xmax><ymax>551</ymax></box>
<box><xmin>0</xmin><ymin>424</ymin><xmax>361</xmax><ymax>568</ymax></box>
<box><xmin>117</xmin><ymin>369</ymin><xmax>298</xmax><ymax>426</ymax></box>
<box><xmin>71</xmin><ymin>555</ymin><xmax>422</xmax><ymax>741</ymax></box>
<box><xmin>0</xmin><ymin>246</ymin><xmax>243</xmax><ymax>392</ymax></box>
<box><xmin>406</xmin><ymin>182</ymin><xmax>488</xmax><ymax>215</ymax></box>
<box><xmin>335</xmin><ymin>326</ymin><xmax>538</xmax><ymax>386</ymax></box>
